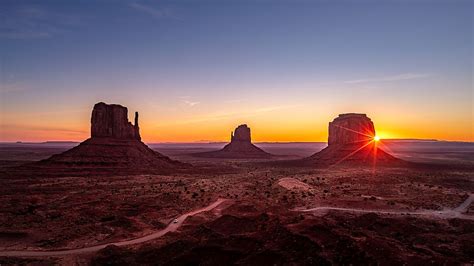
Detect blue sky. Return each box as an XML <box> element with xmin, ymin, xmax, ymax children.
<box><xmin>0</xmin><ymin>0</ymin><xmax>472</xmax><ymax>142</ymax></box>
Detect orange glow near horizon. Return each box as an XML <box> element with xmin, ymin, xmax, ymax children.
<box><xmin>1</xmin><ymin>122</ymin><xmax>473</xmax><ymax>143</ymax></box>
<box><xmin>1</xmin><ymin>1</ymin><xmax>472</xmax><ymax>144</ymax></box>
<box><xmin>0</xmin><ymin>106</ymin><xmax>472</xmax><ymax>143</ymax></box>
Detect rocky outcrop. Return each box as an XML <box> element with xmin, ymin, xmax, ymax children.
<box><xmin>328</xmin><ymin>114</ymin><xmax>375</xmax><ymax>145</ymax></box>
<box><xmin>194</xmin><ymin>124</ymin><xmax>272</xmax><ymax>159</ymax></box>
<box><xmin>307</xmin><ymin>113</ymin><xmax>400</xmax><ymax>165</ymax></box>
<box><xmin>231</xmin><ymin>124</ymin><xmax>251</xmax><ymax>142</ymax></box>
<box><xmin>91</xmin><ymin>102</ymin><xmax>140</xmax><ymax>140</ymax></box>
<box><xmin>35</xmin><ymin>102</ymin><xmax>186</xmax><ymax>174</ymax></box>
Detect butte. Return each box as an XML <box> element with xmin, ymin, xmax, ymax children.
<box><xmin>194</xmin><ymin>124</ymin><xmax>272</xmax><ymax>159</ymax></box>
<box><xmin>33</xmin><ymin>102</ymin><xmax>186</xmax><ymax>174</ymax></box>
<box><xmin>306</xmin><ymin>113</ymin><xmax>401</xmax><ymax>166</ymax></box>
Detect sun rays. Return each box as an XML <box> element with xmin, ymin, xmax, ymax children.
<box><xmin>328</xmin><ymin>124</ymin><xmax>383</xmax><ymax>169</ymax></box>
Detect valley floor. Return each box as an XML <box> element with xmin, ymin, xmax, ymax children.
<box><xmin>0</xmin><ymin>143</ymin><xmax>473</xmax><ymax>264</ymax></box>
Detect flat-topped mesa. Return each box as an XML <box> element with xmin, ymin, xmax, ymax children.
<box><xmin>307</xmin><ymin>113</ymin><xmax>400</xmax><ymax>165</ymax></box>
<box><xmin>231</xmin><ymin>124</ymin><xmax>251</xmax><ymax>142</ymax></box>
<box><xmin>91</xmin><ymin>102</ymin><xmax>141</xmax><ymax>140</ymax></box>
<box><xmin>328</xmin><ymin>113</ymin><xmax>375</xmax><ymax>145</ymax></box>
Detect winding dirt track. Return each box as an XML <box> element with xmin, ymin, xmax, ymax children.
<box><xmin>0</xmin><ymin>198</ymin><xmax>227</xmax><ymax>257</ymax></box>
<box><xmin>296</xmin><ymin>194</ymin><xmax>474</xmax><ymax>220</ymax></box>
<box><xmin>1</xmin><ymin>195</ymin><xmax>472</xmax><ymax>258</ymax></box>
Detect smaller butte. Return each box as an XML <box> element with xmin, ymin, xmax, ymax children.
<box><xmin>194</xmin><ymin>124</ymin><xmax>272</xmax><ymax>159</ymax></box>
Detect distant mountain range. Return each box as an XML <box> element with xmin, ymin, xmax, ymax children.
<box><xmin>9</xmin><ymin>141</ymin><xmax>81</xmax><ymax>144</ymax></box>
<box><xmin>381</xmin><ymin>139</ymin><xmax>439</xmax><ymax>142</ymax></box>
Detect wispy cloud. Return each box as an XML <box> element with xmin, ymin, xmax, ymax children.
<box><xmin>344</xmin><ymin>73</ymin><xmax>432</xmax><ymax>84</ymax></box>
<box><xmin>0</xmin><ymin>6</ymin><xmax>82</xmax><ymax>39</ymax></box>
<box><xmin>182</xmin><ymin>100</ymin><xmax>200</xmax><ymax>107</ymax></box>
<box><xmin>129</xmin><ymin>2</ymin><xmax>178</xmax><ymax>19</ymax></box>
<box><xmin>1</xmin><ymin>124</ymin><xmax>87</xmax><ymax>135</ymax></box>
<box><xmin>178</xmin><ymin>96</ymin><xmax>200</xmax><ymax>107</ymax></box>
<box><xmin>223</xmin><ymin>99</ymin><xmax>247</xmax><ymax>104</ymax></box>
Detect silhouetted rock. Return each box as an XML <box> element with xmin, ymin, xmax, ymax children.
<box><xmin>194</xmin><ymin>124</ymin><xmax>272</xmax><ymax>159</ymax></box>
<box><xmin>231</xmin><ymin>124</ymin><xmax>251</xmax><ymax>142</ymax></box>
<box><xmin>307</xmin><ymin>113</ymin><xmax>400</xmax><ymax>165</ymax></box>
<box><xmin>328</xmin><ymin>113</ymin><xmax>375</xmax><ymax>145</ymax></box>
<box><xmin>91</xmin><ymin>102</ymin><xmax>141</xmax><ymax>140</ymax></box>
<box><xmin>33</xmin><ymin>102</ymin><xmax>186</xmax><ymax>174</ymax></box>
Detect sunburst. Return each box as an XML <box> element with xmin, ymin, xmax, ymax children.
<box><xmin>328</xmin><ymin>124</ymin><xmax>382</xmax><ymax>169</ymax></box>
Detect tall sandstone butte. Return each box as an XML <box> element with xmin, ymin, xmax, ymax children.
<box><xmin>37</xmin><ymin>102</ymin><xmax>185</xmax><ymax>174</ymax></box>
<box><xmin>328</xmin><ymin>113</ymin><xmax>375</xmax><ymax>145</ymax></box>
<box><xmin>91</xmin><ymin>102</ymin><xmax>141</xmax><ymax>140</ymax></box>
<box><xmin>230</xmin><ymin>124</ymin><xmax>251</xmax><ymax>142</ymax></box>
<box><xmin>195</xmin><ymin>124</ymin><xmax>272</xmax><ymax>158</ymax></box>
<box><xmin>308</xmin><ymin>113</ymin><xmax>399</xmax><ymax>165</ymax></box>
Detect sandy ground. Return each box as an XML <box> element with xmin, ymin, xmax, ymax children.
<box><xmin>0</xmin><ymin>199</ymin><xmax>228</xmax><ymax>257</ymax></box>
<box><xmin>277</xmin><ymin>177</ymin><xmax>312</xmax><ymax>191</ymax></box>
<box><xmin>0</xmin><ymin>142</ymin><xmax>473</xmax><ymax>264</ymax></box>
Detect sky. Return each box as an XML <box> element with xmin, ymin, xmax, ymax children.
<box><xmin>0</xmin><ymin>0</ymin><xmax>472</xmax><ymax>142</ymax></box>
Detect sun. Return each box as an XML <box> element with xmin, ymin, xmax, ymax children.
<box><xmin>373</xmin><ymin>135</ymin><xmax>380</xmax><ymax>142</ymax></box>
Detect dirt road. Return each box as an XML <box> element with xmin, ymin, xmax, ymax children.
<box><xmin>0</xmin><ymin>198</ymin><xmax>227</xmax><ymax>257</ymax></box>
<box><xmin>296</xmin><ymin>194</ymin><xmax>474</xmax><ymax>220</ymax></box>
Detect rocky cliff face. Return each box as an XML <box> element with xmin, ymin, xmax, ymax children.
<box><xmin>91</xmin><ymin>102</ymin><xmax>140</xmax><ymax>140</ymax></box>
<box><xmin>231</xmin><ymin>124</ymin><xmax>251</xmax><ymax>142</ymax></box>
<box><xmin>308</xmin><ymin>113</ymin><xmax>400</xmax><ymax>165</ymax></box>
<box><xmin>328</xmin><ymin>113</ymin><xmax>375</xmax><ymax>145</ymax></box>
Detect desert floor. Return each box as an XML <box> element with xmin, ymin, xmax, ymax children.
<box><xmin>0</xmin><ymin>142</ymin><xmax>473</xmax><ymax>265</ymax></box>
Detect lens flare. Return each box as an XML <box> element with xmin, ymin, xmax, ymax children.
<box><xmin>373</xmin><ymin>135</ymin><xmax>380</xmax><ymax>142</ymax></box>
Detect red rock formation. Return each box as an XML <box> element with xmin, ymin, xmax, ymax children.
<box><xmin>91</xmin><ymin>102</ymin><xmax>141</xmax><ymax>140</ymax></box>
<box><xmin>328</xmin><ymin>113</ymin><xmax>375</xmax><ymax>145</ymax></box>
<box><xmin>36</xmin><ymin>102</ymin><xmax>185</xmax><ymax>174</ymax></box>
<box><xmin>231</xmin><ymin>124</ymin><xmax>251</xmax><ymax>142</ymax></box>
<box><xmin>308</xmin><ymin>113</ymin><xmax>400</xmax><ymax>165</ymax></box>
<box><xmin>195</xmin><ymin>124</ymin><xmax>272</xmax><ymax>158</ymax></box>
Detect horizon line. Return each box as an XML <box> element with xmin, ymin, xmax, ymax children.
<box><xmin>2</xmin><ymin>138</ymin><xmax>474</xmax><ymax>145</ymax></box>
